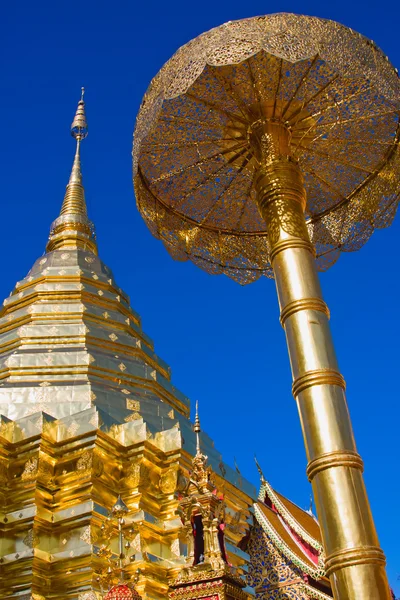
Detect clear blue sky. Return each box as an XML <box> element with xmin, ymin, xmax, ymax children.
<box><xmin>3</xmin><ymin>0</ymin><xmax>399</xmax><ymax>591</ymax></box>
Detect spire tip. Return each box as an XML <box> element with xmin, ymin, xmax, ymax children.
<box><xmin>71</xmin><ymin>88</ymin><xmax>88</xmax><ymax>140</ymax></box>
<box><xmin>194</xmin><ymin>400</ymin><xmax>201</xmax><ymax>455</ymax></box>
<box><xmin>254</xmin><ymin>455</ymin><xmax>266</xmax><ymax>484</ymax></box>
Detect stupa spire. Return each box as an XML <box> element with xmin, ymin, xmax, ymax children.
<box><xmin>46</xmin><ymin>88</ymin><xmax>97</xmax><ymax>254</ymax></box>
<box><xmin>194</xmin><ymin>399</ymin><xmax>201</xmax><ymax>456</ymax></box>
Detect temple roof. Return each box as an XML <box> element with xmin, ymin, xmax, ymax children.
<box><xmin>261</xmin><ymin>479</ymin><xmax>323</xmax><ymax>548</ymax></box>
<box><xmin>253</xmin><ymin>480</ymin><xmax>326</xmax><ymax>580</ymax></box>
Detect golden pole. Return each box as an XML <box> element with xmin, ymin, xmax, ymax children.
<box><xmin>133</xmin><ymin>15</ymin><xmax>400</xmax><ymax>598</ymax></box>
<box><xmin>252</xmin><ymin>118</ymin><xmax>391</xmax><ymax>599</ymax></box>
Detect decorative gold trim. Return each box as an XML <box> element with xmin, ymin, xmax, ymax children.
<box><xmin>280</xmin><ymin>298</ymin><xmax>330</xmax><ymax>326</ymax></box>
<box><xmin>292</xmin><ymin>369</ymin><xmax>346</xmax><ymax>398</ymax></box>
<box><xmin>270</xmin><ymin>238</ymin><xmax>315</xmax><ymax>262</ymax></box>
<box><xmin>306</xmin><ymin>451</ymin><xmax>364</xmax><ymax>481</ymax></box>
<box><xmin>325</xmin><ymin>545</ymin><xmax>386</xmax><ymax>576</ymax></box>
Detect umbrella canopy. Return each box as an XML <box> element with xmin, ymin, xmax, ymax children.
<box><xmin>134</xmin><ymin>14</ymin><xmax>400</xmax><ymax>284</ymax></box>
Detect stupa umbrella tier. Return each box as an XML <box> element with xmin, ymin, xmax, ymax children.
<box><xmin>133</xmin><ymin>13</ymin><xmax>399</xmax><ymax>600</ymax></box>
<box><xmin>134</xmin><ymin>14</ymin><xmax>400</xmax><ymax>285</ymax></box>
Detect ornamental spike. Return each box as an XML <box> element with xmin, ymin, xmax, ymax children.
<box><xmin>194</xmin><ymin>399</ymin><xmax>201</xmax><ymax>455</ymax></box>
<box><xmin>254</xmin><ymin>455</ymin><xmax>266</xmax><ymax>484</ymax></box>
<box><xmin>46</xmin><ymin>89</ymin><xmax>97</xmax><ymax>254</ymax></box>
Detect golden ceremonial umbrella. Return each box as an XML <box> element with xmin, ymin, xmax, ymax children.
<box><xmin>133</xmin><ymin>14</ymin><xmax>400</xmax><ymax>599</ymax></box>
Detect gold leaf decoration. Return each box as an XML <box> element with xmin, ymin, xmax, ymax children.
<box><xmin>21</xmin><ymin>457</ymin><xmax>38</xmax><ymax>481</ymax></box>
<box><xmin>126</xmin><ymin>461</ymin><xmax>141</xmax><ymax>487</ymax></box>
<box><xmin>80</xmin><ymin>525</ymin><xmax>91</xmax><ymax>545</ymax></box>
<box><xmin>127</xmin><ymin>399</ymin><xmax>140</xmax><ymax>411</ymax></box>
<box><xmin>125</xmin><ymin>412</ymin><xmax>142</xmax><ymax>422</ymax></box>
<box><xmin>67</xmin><ymin>421</ymin><xmax>80</xmax><ymax>437</ymax></box>
<box><xmin>160</xmin><ymin>468</ymin><xmax>178</xmax><ymax>494</ymax></box>
<box><xmin>77</xmin><ymin>450</ymin><xmax>92</xmax><ymax>472</ymax></box>
<box><xmin>23</xmin><ymin>529</ymin><xmax>39</xmax><ymax>548</ymax></box>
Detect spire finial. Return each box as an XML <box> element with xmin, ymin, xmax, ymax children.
<box><xmin>254</xmin><ymin>455</ymin><xmax>266</xmax><ymax>484</ymax></box>
<box><xmin>71</xmin><ymin>88</ymin><xmax>88</xmax><ymax>141</ymax></box>
<box><xmin>46</xmin><ymin>89</ymin><xmax>97</xmax><ymax>254</ymax></box>
<box><xmin>194</xmin><ymin>400</ymin><xmax>201</xmax><ymax>455</ymax></box>
<box><xmin>308</xmin><ymin>493</ymin><xmax>314</xmax><ymax>516</ymax></box>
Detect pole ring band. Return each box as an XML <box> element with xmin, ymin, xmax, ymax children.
<box><xmin>306</xmin><ymin>450</ymin><xmax>364</xmax><ymax>481</ymax></box>
<box><xmin>292</xmin><ymin>369</ymin><xmax>346</xmax><ymax>397</ymax></box>
<box><xmin>324</xmin><ymin>545</ymin><xmax>386</xmax><ymax>576</ymax></box>
<box><xmin>280</xmin><ymin>298</ymin><xmax>330</xmax><ymax>326</ymax></box>
<box><xmin>270</xmin><ymin>239</ymin><xmax>315</xmax><ymax>262</ymax></box>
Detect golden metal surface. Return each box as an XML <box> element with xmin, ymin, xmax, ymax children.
<box><xmin>133</xmin><ymin>13</ymin><xmax>400</xmax><ymax>285</ymax></box>
<box><xmin>254</xmin><ymin>126</ymin><xmax>390</xmax><ymax>597</ymax></box>
<box><xmin>0</xmin><ymin>405</ymin><xmax>254</xmax><ymax>599</ymax></box>
<box><xmin>0</xmin><ymin>93</ymin><xmax>256</xmax><ymax>599</ymax></box>
<box><xmin>133</xmin><ymin>13</ymin><xmax>397</xmax><ymax>599</ymax></box>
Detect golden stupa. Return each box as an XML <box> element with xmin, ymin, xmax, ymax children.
<box><xmin>0</xmin><ymin>92</ymin><xmax>336</xmax><ymax>600</ymax></box>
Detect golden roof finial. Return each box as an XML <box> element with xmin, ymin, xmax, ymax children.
<box><xmin>194</xmin><ymin>399</ymin><xmax>201</xmax><ymax>455</ymax></box>
<box><xmin>46</xmin><ymin>89</ymin><xmax>97</xmax><ymax>254</ymax></box>
<box><xmin>254</xmin><ymin>455</ymin><xmax>266</xmax><ymax>484</ymax></box>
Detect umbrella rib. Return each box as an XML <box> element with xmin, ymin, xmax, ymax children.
<box><xmin>273</xmin><ymin>59</ymin><xmax>283</xmax><ymax>119</ymax></box>
<box><xmin>158</xmin><ymin>114</ymin><xmax>224</xmax><ymax>128</ymax></box>
<box><xmin>308</xmin><ymin>121</ymin><xmax>399</xmax><ymax>225</ymax></box>
<box><xmin>292</xmin><ymin>84</ymin><xmax>377</xmax><ymax>126</ymax></box>
<box><xmin>169</xmin><ymin>146</ymin><xmax>252</xmax><ymax>211</ymax></box>
<box><xmin>304</xmin><ymin>167</ymin><xmax>347</xmax><ymax>200</ymax></box>
<box><xmin>287</xmin><ymin>74</ymin><xmax>340</xmax><ymax>124</ymax></box>
<box><xmin>281</xmin><ymin>56</ymin><xmax>319</xmax><ymax>119</ymax></box>
<box><xmin>335</xmin><ymin>195</ymin><xmax>351</xmax><ymax>243</ymax></box>
<box><xmin>300</xmin><ymin>108</ymin><xmax>400</xmax><ymax>129</ymax></box>
<box><xmin>209</xmin><ymin>68</ymin><xmax>256</xmax><ymax>122</ymax></box>
<box><xmin>186</xmin><ymin>91</ymin><xmax>248</xmax><ymax>125</ymax></box>
<box><xmin>310</xmin><ymin>133</ymin><xmax>389</xmax><ymax>161</ymax></box>
<box><xmin>314</xmin><ymin>137</ymin><xmax>393</xmax><ymax>145</ymax></box>
<box><xmin>235</xmin><ymin>168</ymin><xmax>259</xmax><ymax>231</ymax></box>
<box><xmin>298</xmin><ymin>143</ymin><xmax>373</xmax><ymax>173</ymax></box>
<box><xmin>170</xmin><ymin>161</ymin><xmax>238</xmax><ymax>211</ymax></box>
<box><xmin>199</xmin><ymin>149</ymin><xmax>253</xmax><ymax>226</ymax></box>
<box><xmin>292</xmin><ymin>119</ymin><xmax>324</xmax><ymax>154</ymax></box>
<box><xmin>152</xmin><ymin>141</ymin><xmax>248</xmax><ymax>182</ymax></box>
<box><xmin>139</xmin><ymin>166</ymin><xmax>268</xmax><ymax>237</ymax></box>
<box><xmin>315</xmin><ymin>245</ymin><xmax>340</xmax><ymax>259</ymax></box>
<box><xmin>141</xmin><ymin>139</ymin><xmax>244</xmax><ymax>151</ymax></box>
<box><xmin>247</xmin><ymin>56</ymin><xmax>264</xmax><ymax>109</ymax></box>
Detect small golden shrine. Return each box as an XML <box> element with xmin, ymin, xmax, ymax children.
<box><xmin>168</xmin><ymin>405</ymin><xmax>249</xmax><ymax>600</ymax></box>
